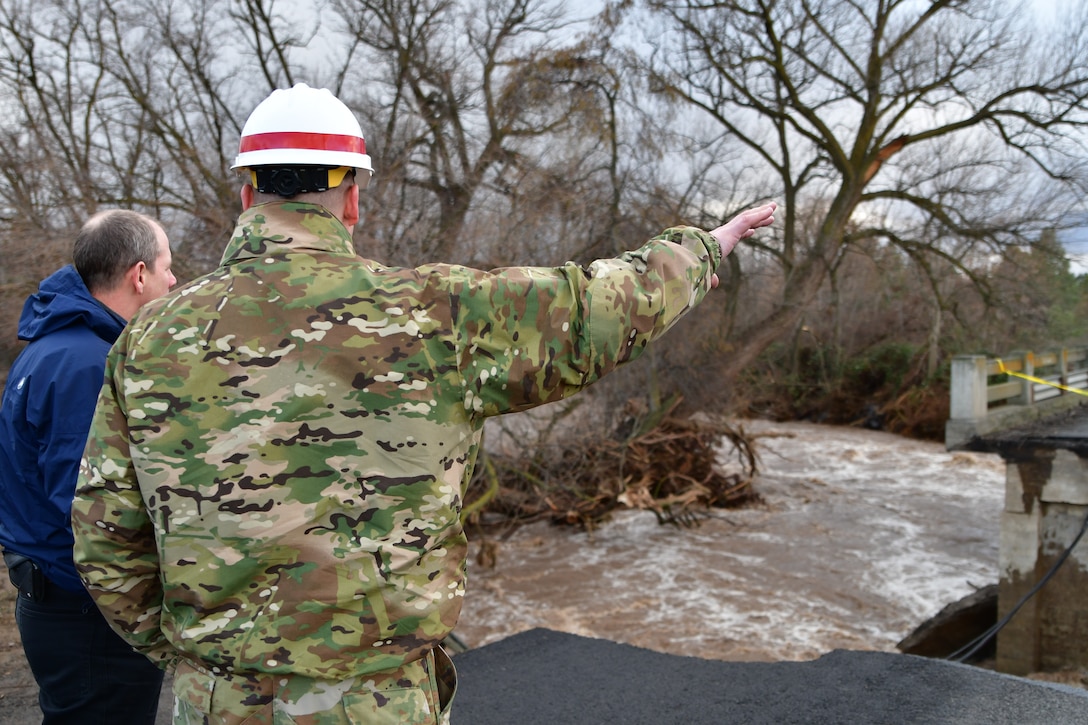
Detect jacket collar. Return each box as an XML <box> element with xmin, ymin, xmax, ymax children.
<box><xmin>220</xmin><ymin>201</ymin><xmax>356</xmax><ymax>266</ymax></box>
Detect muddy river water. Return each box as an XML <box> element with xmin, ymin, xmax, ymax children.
<box><xmin>453</xmin><ymin>419</ymin><xmax>1006</xmax><ymax>662</ymax></box>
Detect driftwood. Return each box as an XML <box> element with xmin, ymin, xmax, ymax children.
<box><xmin>462</xmin><ymin>398</ymin><xmax>761</xmax><ymax>534</ymax></box>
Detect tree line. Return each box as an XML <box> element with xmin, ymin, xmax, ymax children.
<box><xmin>1</xmin><ymin>0</ymin><xmax>1087</xmax><ymax>438</ymax></box>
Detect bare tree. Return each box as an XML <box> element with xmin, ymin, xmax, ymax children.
<box><xmin>0</xmin><ymin>0</ymin><xmax>118</xmax><ymax>228</ymax></box>
<box><xmin>0</xmin><ymin>0</ymin><xmax>344</xmax><ymax>275</ymax></box>
<box><xmin>0</xmin><ymin>2</ymin><xmax>202</xmax><ymax>267</ymax></box>
<box><xmin>3</xmin><ymin>0</ymin><xmax>1085</xmax><ymax>421</ymax></box>
<box><xmin>612</xmin><ymin>0</ymin><xmax>1088</xmax><ymax>386</ymax></box>
<box><xmin>331</xmin><ymin>0</ymin><xmax>624</xmax><ymax>265</ymax></box>
<box><xmin>0</xmin><ymin>0</ymin><xmax>632</xmax><ymax>378</ymax></box>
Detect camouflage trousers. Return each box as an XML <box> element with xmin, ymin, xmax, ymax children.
<box><xmin>170</xmin><ymin>647</ymin><xmax>456</xmax><ymax>725</ymax></box>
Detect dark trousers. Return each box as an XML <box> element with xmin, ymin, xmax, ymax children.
<box><xmin>14</xmin><ymin>580</ymin><xmax>164</xmax><ymax>725</ymax></box>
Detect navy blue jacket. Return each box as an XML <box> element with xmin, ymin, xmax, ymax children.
<box><xmin>0</xmin><ymin>265</ymin><xmax>126</xmax><ymax>593</ymax></box>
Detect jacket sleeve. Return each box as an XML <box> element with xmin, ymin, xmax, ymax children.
<box><xmin>21</xmin><ymin>342</ymin><xmax>109</xmax><ymax>589</ymax></box>
<box><xmin>39</xmin><ymin>359</ymin><xmax>102</xmax><ymax>522</ymax></box>
<box><xmin>448</xmin><ymin>226</ymin><xmax>720</xmax><ymax>417</ymax></box>
<box><xmin>71</xmin><ymin>339</ymin><xmax>176</xmax><ymax>669</ymax></box>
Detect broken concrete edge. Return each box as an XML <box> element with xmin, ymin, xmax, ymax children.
<box><xmin>896</xmin><ymin>583</ymin><xmax>997</xmax><ymax>661</ymax></box>
<box><xmin>946</xmin><ymin>397</ymin><xmax>1088</xmax><ymax>452</ymax></box>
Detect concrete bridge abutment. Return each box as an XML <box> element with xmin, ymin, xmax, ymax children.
<box><xmin>947</xmin><ymin>349</ymin><xmax>1088</xmax><ymax>675</ymax></box>
<box><xmin>997</xmin><ymin>448</ymin><xmax>1088</xmax><ymax>675</ymax></box>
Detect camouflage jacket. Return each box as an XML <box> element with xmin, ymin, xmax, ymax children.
<box><xmin>72</xmin><ymin>201</ymin><xmax>721</xmax><ymax>681</ymax></box>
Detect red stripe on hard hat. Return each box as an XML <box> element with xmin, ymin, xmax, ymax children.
<box><xmin>239</xmin><ymin>131</ymin><xmax>366</xmax><ymax>155</ymax></box>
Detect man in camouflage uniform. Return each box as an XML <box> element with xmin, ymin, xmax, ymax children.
<box><xmin>71</xmin><ymin>84</ymin><xmax>776</xmax><ymax>724</ymax></box>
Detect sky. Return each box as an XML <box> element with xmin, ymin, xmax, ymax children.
<box><xmin>1027</xmin><ymin>0</ymin><xmax>1088</xmax><ymax>273</ymax></box>
<box><xmin>1061</xmin><ymin>228</ymin><xmax>1088</xmax><ymax>276</ymax></box>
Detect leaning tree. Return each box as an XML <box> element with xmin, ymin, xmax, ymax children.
<box><xmin>609</xmin><ymin>0</ymin><xmax>1088</xmax><ymax>385</ymax></box>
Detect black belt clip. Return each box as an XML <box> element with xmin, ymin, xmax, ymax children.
<box><xmin>3</xmin><ymin>550</ymin><xmax>45</xmax><ymax>602</ymax></box>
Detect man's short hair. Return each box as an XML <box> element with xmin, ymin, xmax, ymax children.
<box><xmin>73</xmin><ymin>210</ymin><xmax>162</xmax><ymax>294</ymax></box>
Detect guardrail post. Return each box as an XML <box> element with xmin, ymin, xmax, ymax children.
<box><xmin>1011</xmin><ymin>351</ymin><xmax>1035</xmax><ymax>405</ymax></box>
<box><xmin>950</xmin><ymin>355</ymin><xmax>988</xmax><ymax>420</ymax></box>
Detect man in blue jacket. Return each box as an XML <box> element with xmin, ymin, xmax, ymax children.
<box><xmin>0</xmin><ymin>209</ymin><xmax>176</xmax><ymax>723</ymax></box>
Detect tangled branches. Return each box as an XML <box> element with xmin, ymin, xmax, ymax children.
<box><xmin>462</xmin><ymin>399</ymin><xmax>761</xmax><ymax>534</ymax></box>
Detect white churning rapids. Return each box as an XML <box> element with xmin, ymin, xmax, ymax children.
<box><xmin>455</xmin><ymin>419</ymin><xmax>1005</xmax><ymax>662</ymax></box>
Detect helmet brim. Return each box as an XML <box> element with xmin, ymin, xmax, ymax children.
<box><xmin>232</xmin><ymin>149</ymin><xmax>373</xmax><ymax>172</ymax></box>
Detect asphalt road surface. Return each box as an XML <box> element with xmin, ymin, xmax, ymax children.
<box><xmin>3</xmin><ymin>628</ymin><xmax>1087</xmax><ymax>723</ymax></box>
<box><xmin>451</xmin><ymin>628</ymin><xmax>1088</xmax><ymax>724</ymax></box>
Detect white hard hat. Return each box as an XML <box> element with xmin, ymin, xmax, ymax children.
<box><xmin>231</xmin><ymin>83</ymin><xmax>374</xmax><ymax>175</ymax></box>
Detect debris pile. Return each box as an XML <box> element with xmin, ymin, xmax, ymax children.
<box><xmin>462</xmin><ymin>399</ymin><xmax>760</xmax><ymax>532</ymax></box>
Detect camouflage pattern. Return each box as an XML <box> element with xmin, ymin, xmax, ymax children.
<box><xmin>171</xmin><ymin>644</ymin><xmax>455</xmax><ymax>724</ymax></box>
<box><xmin>71</xmin><ymin>201</ymin><xmax>719</xmax><ymax>716</ymax></box>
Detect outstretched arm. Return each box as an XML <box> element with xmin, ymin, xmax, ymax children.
<box><xmin>450</xmin><ymin>204</ymin><xmax>778</xmax><ymax>417</ymax></box>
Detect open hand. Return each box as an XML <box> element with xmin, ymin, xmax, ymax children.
<box><xmin>708</xmin><ymin>202</ymin><xmax>777</xmax><ymax>288</ymax></box>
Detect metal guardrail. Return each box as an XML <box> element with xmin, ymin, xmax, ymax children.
<box><xmin>946</xmin><ymin>347</ymin><xmax>1088</xmax><ymax>449</ymax></box>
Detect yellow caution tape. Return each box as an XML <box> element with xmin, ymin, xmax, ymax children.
<box><xmin>995</xmin><ymin>358</ymin><xmax>1088</xmax><ymax>398</ymax></box>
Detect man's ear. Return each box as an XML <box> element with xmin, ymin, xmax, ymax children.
<box><xmin>128</xmin><ymin>261</ymin><xmax>148</xmax><ymax>295</ymax></box>
<box><xmin>241</xmin><ymin>183</ymin><xmax>254</xmax><ymax>211</ymax></box>
<box><xmin>342</xmin><ymin>184</ymin><xmax>360</xmax><ymax>227</ymax></box>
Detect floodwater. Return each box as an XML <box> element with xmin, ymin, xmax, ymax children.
<box><xmin>454</xmin><ymin>419</ymin><xmax>1006</xmax><ymax>662</ymax></box>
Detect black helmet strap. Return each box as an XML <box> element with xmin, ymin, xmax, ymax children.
<box><xmin>252</xmin><ymin>166</ymin><xmax>349</xmax><ymax>197</ymax></box>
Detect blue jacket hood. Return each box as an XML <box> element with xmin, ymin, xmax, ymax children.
<box><xmin>18</xmin><ymin>265</ymin><xmax>125</xmax><ymax>343</ymax></box>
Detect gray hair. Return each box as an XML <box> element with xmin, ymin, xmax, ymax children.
<box><xmin>72</xmin><ymin>210</ymin><xmax>163</xmax><ymax>294</ymax></box>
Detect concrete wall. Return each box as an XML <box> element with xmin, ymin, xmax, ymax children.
<box><xmin>998</xmin><ymin>449</ymin><xmax>1088</xmax><ymax>675</ymax></box>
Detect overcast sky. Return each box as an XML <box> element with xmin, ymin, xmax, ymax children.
<box><xmin>1026</xmin><ymin>0</ymin><xmax>1088</xmax><ymax>271</ymax></box>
